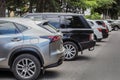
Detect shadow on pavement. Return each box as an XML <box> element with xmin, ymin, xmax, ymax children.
<box><xmin>73</xmin><ymin>55</ymin><xmax>92</xmax><ymax>61</ymax></box>
<box><xmin>98</xmin><ymin>40</ymin><xmax>107</xmax><ymax>43</ymax></box>
<box><xmin>39</xmin><ymin>70</ymin><xmax>60</xmax><ymax>79</ymax></box>
<box><xmin>95</xmin><ymin>44</ymin><xmax>101</xmax><ymax>46</ymax></box>
<box><xmin>0</xmin><ymin>70</ymin><xmax>15</xmax><ymax>79</ymax></box>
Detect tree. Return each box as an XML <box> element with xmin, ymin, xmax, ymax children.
<box><xmin>0</xmin><ymin>0</ymin><xmax>6</xmax><ymax>17</ymax></box>
<box><xmin>36</xmin><ymin>0</ymin><xmax>60</xmax><ymax>12</ymax></box>
<box><xmin>94</xmin><ymin>0</ymin><xmax>116</xmax><ymax>19</ymax></box>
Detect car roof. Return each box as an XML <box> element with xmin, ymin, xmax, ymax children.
<box><xmin>0</xmin><ymin>18</ymin><xmax>49</xmax><ymax>30</ymax></box>
<box><xmin>24</xmin><ymin>13</ymin><xmax>84</xmax><ymax>16</ymax></box>
<box><xmin>0</xmin><ymin>18</ymin><xmax>45</xmax><ymax>26</ymax></box>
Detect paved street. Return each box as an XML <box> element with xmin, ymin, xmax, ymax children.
<box><xmin>1</xmin><ymin>31</ymin><xmax>120</xmax><ymax>80</ymax></box>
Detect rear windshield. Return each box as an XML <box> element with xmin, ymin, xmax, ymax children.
<box><xmin>37</xmin><ymin>22</ymin><xmax>58</xmax><ymax>33</ymax></box>
<box><xmin>88</xmin><ymin>21</ymin><xmax>94</xmax><ymax>27</ymax></box>
<box><xmin>96</xmin><ymin>21</ymin><xmax>103</xmax><ymax>25</ymax></box>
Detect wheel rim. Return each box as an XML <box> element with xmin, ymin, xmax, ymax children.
<box><xmin>64</xmin><ymin>44</ymin><xmax>77</xmax><ymax>59</ymax></box>
<box><xmin>16</xmin><ymin>58</ymin><xmax>36</xmax><ymax>79</ymax></box>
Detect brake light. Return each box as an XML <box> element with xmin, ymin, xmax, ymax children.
<box><xmin>40</xmin><ymin>36</ymin><xmax>61</xmax><ymax>42</ymax></box>
<box><xmin>106</xmin><ymin>29</ymin><xmax>109</xmax><ymax>33</ymax></box>
<box><xmin>102</xmin><ymin>23</ymin><xmax>106</xmax><ymax>27</ymax></box>
<box><xmin>89</xmin><ymin>34</ymin><xmax>94</xmax><ymax>40</ymax></box>
<box><xmin>97</xmin><ymin>28</ymin><xmax>102</xmax><ymax>32</ymax></box>
<box><xmin>48</xmin><ymin>36</ymin><xmax>61</xmax><ymax>42</ymax></box>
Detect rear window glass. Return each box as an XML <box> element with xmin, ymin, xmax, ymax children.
<box><xmin>47</xmin><ymin>18</ymin><xmax>60</xmax><ymax>28</ymax></box>
<box><xmin>96</xmin><ymin>21</ymin><xmax>103</xmax><ymax>25</ymax></box>
<box><xmin>37</xmin><ymin>22</ymin><xmax>58</xmax><ymax>33</ymax></box>
<box><xmin>88</xmin><ymin>21</ymin><xmax>94</xmax><ymax>26</ymax></box>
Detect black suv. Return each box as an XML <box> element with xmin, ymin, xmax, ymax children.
<box><xmin>24</xmin><ymin>13</ymin><xmax>96</xmax><ymax>60</ymax></box>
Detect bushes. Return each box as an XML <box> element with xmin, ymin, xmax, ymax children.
<box><xmin>85</xmin><ymin>13</ymin><xmax>101</xmax><ymax>20</ymax></box>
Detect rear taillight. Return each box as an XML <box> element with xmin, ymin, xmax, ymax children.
<box><xmin>102</xmin><ymin>23</ymin><xmax>106</xmax><ymax>27</ymax></box>
<box><xmin>97</xmin><ymin>28</ymin><xmax>102</xmax><ymax>32</ymax></box>
<box><xmin>89</xmin><ymin>34</ymin><xmax>94</xmax><ymax>40</ymax></box>
<box><xmin>48</xmin><ymin>36</ymin><xmax>61</xmax><ymax>42</ymax></box>
<box><xmin>40</xmin><ymin>36</ymin><xmax>61</xmax><ymax>42</ymax></box>
<box><xmin>102</xmin><ymin>23</ymin><xmax>109</xmax><ymax>32</ymax></box>
<box><xmin>106</xmin><ymin>29</ymin><xmax>109</xmax><ymax>33</ymax></box>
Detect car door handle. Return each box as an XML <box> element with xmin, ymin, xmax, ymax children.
<box><xmin>11</xmin><ymin>38</ymin><xmax>21</xmax><ymax>42</ymax></box>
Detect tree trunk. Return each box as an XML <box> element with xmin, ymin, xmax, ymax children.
<box><xmin>29</xmin><ymin>0</ymin><xmax>33</xmax><ymax>13</ymax></box>
<box><xmin>0</xmin><ymin>0</ymin><xmax>6</xmax><ymax>17</ymax></box>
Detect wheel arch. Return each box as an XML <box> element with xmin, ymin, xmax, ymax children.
<box><xmin>63</xmin><ymin>38</ymin><xmax>82</xmax><ymax>51</ymax></box>
<box><xmin>8</xmin><ymin>47</ymin><xmax>44</xmax><ymax>68</ymax></box>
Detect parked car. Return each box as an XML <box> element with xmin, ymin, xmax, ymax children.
<box><xmin>106</xmin><ymin>19</ymin><xmax>114</xmax><ymax>24</ymax></box>
<box><xmin>103</xmin><ymin>20</ymin><xmax>112</xmax><ymax>32</ymax></box>
<box><xmin>94</xmin><ymin>20</ymin><xmax>109</xmax><ymax>39</ymax></box>
<box><xmin>87</xmin><ymin>20</ymin><xmax>103</xmax><ymax>42</ymax></box>
<box><xmin>111</xmin><ymin>20</ymin><xmax>120</xmax><ymax>31</ymax></box>
<box><xmin>0</xmin><ymin>18</ymin><xmax>64</xmax><ymax>80</ymax></box>
<box><xmin>24</xmin><ymin>13</ymin><xmax>96</xmax><ymax>60</ymax></box>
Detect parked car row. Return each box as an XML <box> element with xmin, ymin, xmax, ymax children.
<box><xmin>0</xmin><ymin>13</ymin><xmax>117</xmax><ymax>80</ymax></box>
<box><xmin>24</xmin><ymin>13</ymin><xmax>96</xmax><ymax>61</ymax></box>
<box><xmin>87</xmin><ymin>20</ymin><xmax>109</xmax><ymax>42</ymax></box>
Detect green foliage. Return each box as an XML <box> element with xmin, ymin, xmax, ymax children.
<box><xmin>1</xmin><ymin>0</ymin><xmax>120</xmax><ymax>18</ymax></box>
<box><xmin>85</xmin><ymin>13</ymin><xmax>101</xmax><ymax>20</ymax></box>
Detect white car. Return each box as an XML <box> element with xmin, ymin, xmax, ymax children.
<box><xmin>87</xmin><ymin>20</ymin><xmax>103</xmax><ymax>41</ymax></box>
<box><xmin>103</xmin><ymin>20</ymin><xmax>112</xmax><ymax>32</ymax></box>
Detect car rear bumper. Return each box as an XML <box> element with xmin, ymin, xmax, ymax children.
<box><xmin>101</xmin><ymin>29</ymin><xmax>109</xmax><ymax>39</ymax></box>
<box><xmin>103</xmin><ymin>33</ymin><xmax>109</xmax><ymax>38</ymax></box>
<box><xmin>44</xmin><ymin>56</ymin><xmax>64</xmax><ymax>68</ymax></box>
<box><xmin>80</xmin><ymin>40</ymin><xmax>96</xmax><ymax>50</ymax></box>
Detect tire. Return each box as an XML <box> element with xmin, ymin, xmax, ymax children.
<box><xmin>114</xmin><ymin>26</ymin><xmax>119</xmax><ymax>31</ymax></box>
<box><xmin>97</xmin><ymin>39</ymin><xmax>102</xmax><ymax>42</ymax></box>
<box><xmin>94</xmin><ymin>35</ymin><xmax>101</xmax><ymax>42</ymax></box>
<box><xmin>63</xmin><ymin>41</ymin><xmax>78</xmax><ymax>60</ymax></box>
<box><xmin>11</xmin><ymin>54</ymin><xmax>41</xmax><ymax>80</ymax></box>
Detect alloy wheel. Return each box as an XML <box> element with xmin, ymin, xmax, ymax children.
<box><xmin>64</xmin><ymin>43</ymin><xmax>77</xmax><ymax>60</ymax></box>
<box><xmin>16</xmin><ymin>58</ymin><xmax>36</xmax><ymax>79</ymax></box>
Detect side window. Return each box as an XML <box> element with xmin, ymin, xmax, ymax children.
<box><xmin>96</xmin><ymin>21</ymin><xmax>102</xmax><ymax>25</ymax></box>
<box><xmin>15</xmin><ymin>23</ymin><xmax>28</xmax><ymax>32</ymax></box>
<box><xmin>45</xmin><ymin>15</ymin><xmax>62</xmax><ymax>29</ymax></box>
<box><xmin>0</xmin><ymin>22</ymin><xmax>19</xmax><ymax>35</ymax></box>
<box><xmin>47</xmin><ymin>18</ymin><xmax>60</xmax><ymax>29</ymax></box>
<box><xmin>60</xmin><ymin>16</ymin><xmax>66</xmax><ymax>28</ymax></box>
<box><xmin>64</xmin><ymin>16</ymin><xmax>84</xmax><ymax>28</ymax></box>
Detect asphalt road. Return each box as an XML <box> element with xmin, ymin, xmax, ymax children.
<box><xmin>1</xmin><ymin>31</ymin><xmax>120</xmax><ymax>80</ymax></box>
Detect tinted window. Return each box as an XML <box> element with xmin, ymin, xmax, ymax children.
<box><xmin>47</xmin><ymin>18</ymin><xmax>60</xmax><ymax>28</ymax></box>
<box><xmin>37</xmin><ymin>22</ymin><xmax>58</xmax><ymax>33</ymax></box>
<box><xmin>88</xmin><ymin>21</ymin><xmax>94</xmax><ymax>26</ymax></box>
<box><xmin>59</xmin><ymin>16</ymin><xmax>66</xmax><ymax>28</ymax></box>
<box><xmin>96</xmin><ymin>21</ymin><xmax>103</xmax><ymax>25</ymax></box>
<box><xmin>15</xmin><ymin>23</ymin><xmax>28</xmax><ymax>32</ymax></box>
<box><xmin>0</xmin><ymin>22</ymin><xmax>19</xmax><ymax>35</ymax></box>
<box><xmin>64</xmin><ymin>16</ymin><xmax>85</xmax><ymax>28</ymax></box>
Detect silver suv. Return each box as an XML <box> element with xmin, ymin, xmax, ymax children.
<box><xmin>111</xmin><ymin>20</ymin><xmax>120</xmax><ymax>31</ymax></box>
<box><xmin>0</xmin><ymin>18</ymin><xmax>64</xmax><ymax>80</ymax></box>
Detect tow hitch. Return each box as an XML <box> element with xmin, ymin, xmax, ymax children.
<box><xmin>88</xmin><ymin>47</ymin><xmax>94</xmax><ymax>51</ymax></box>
